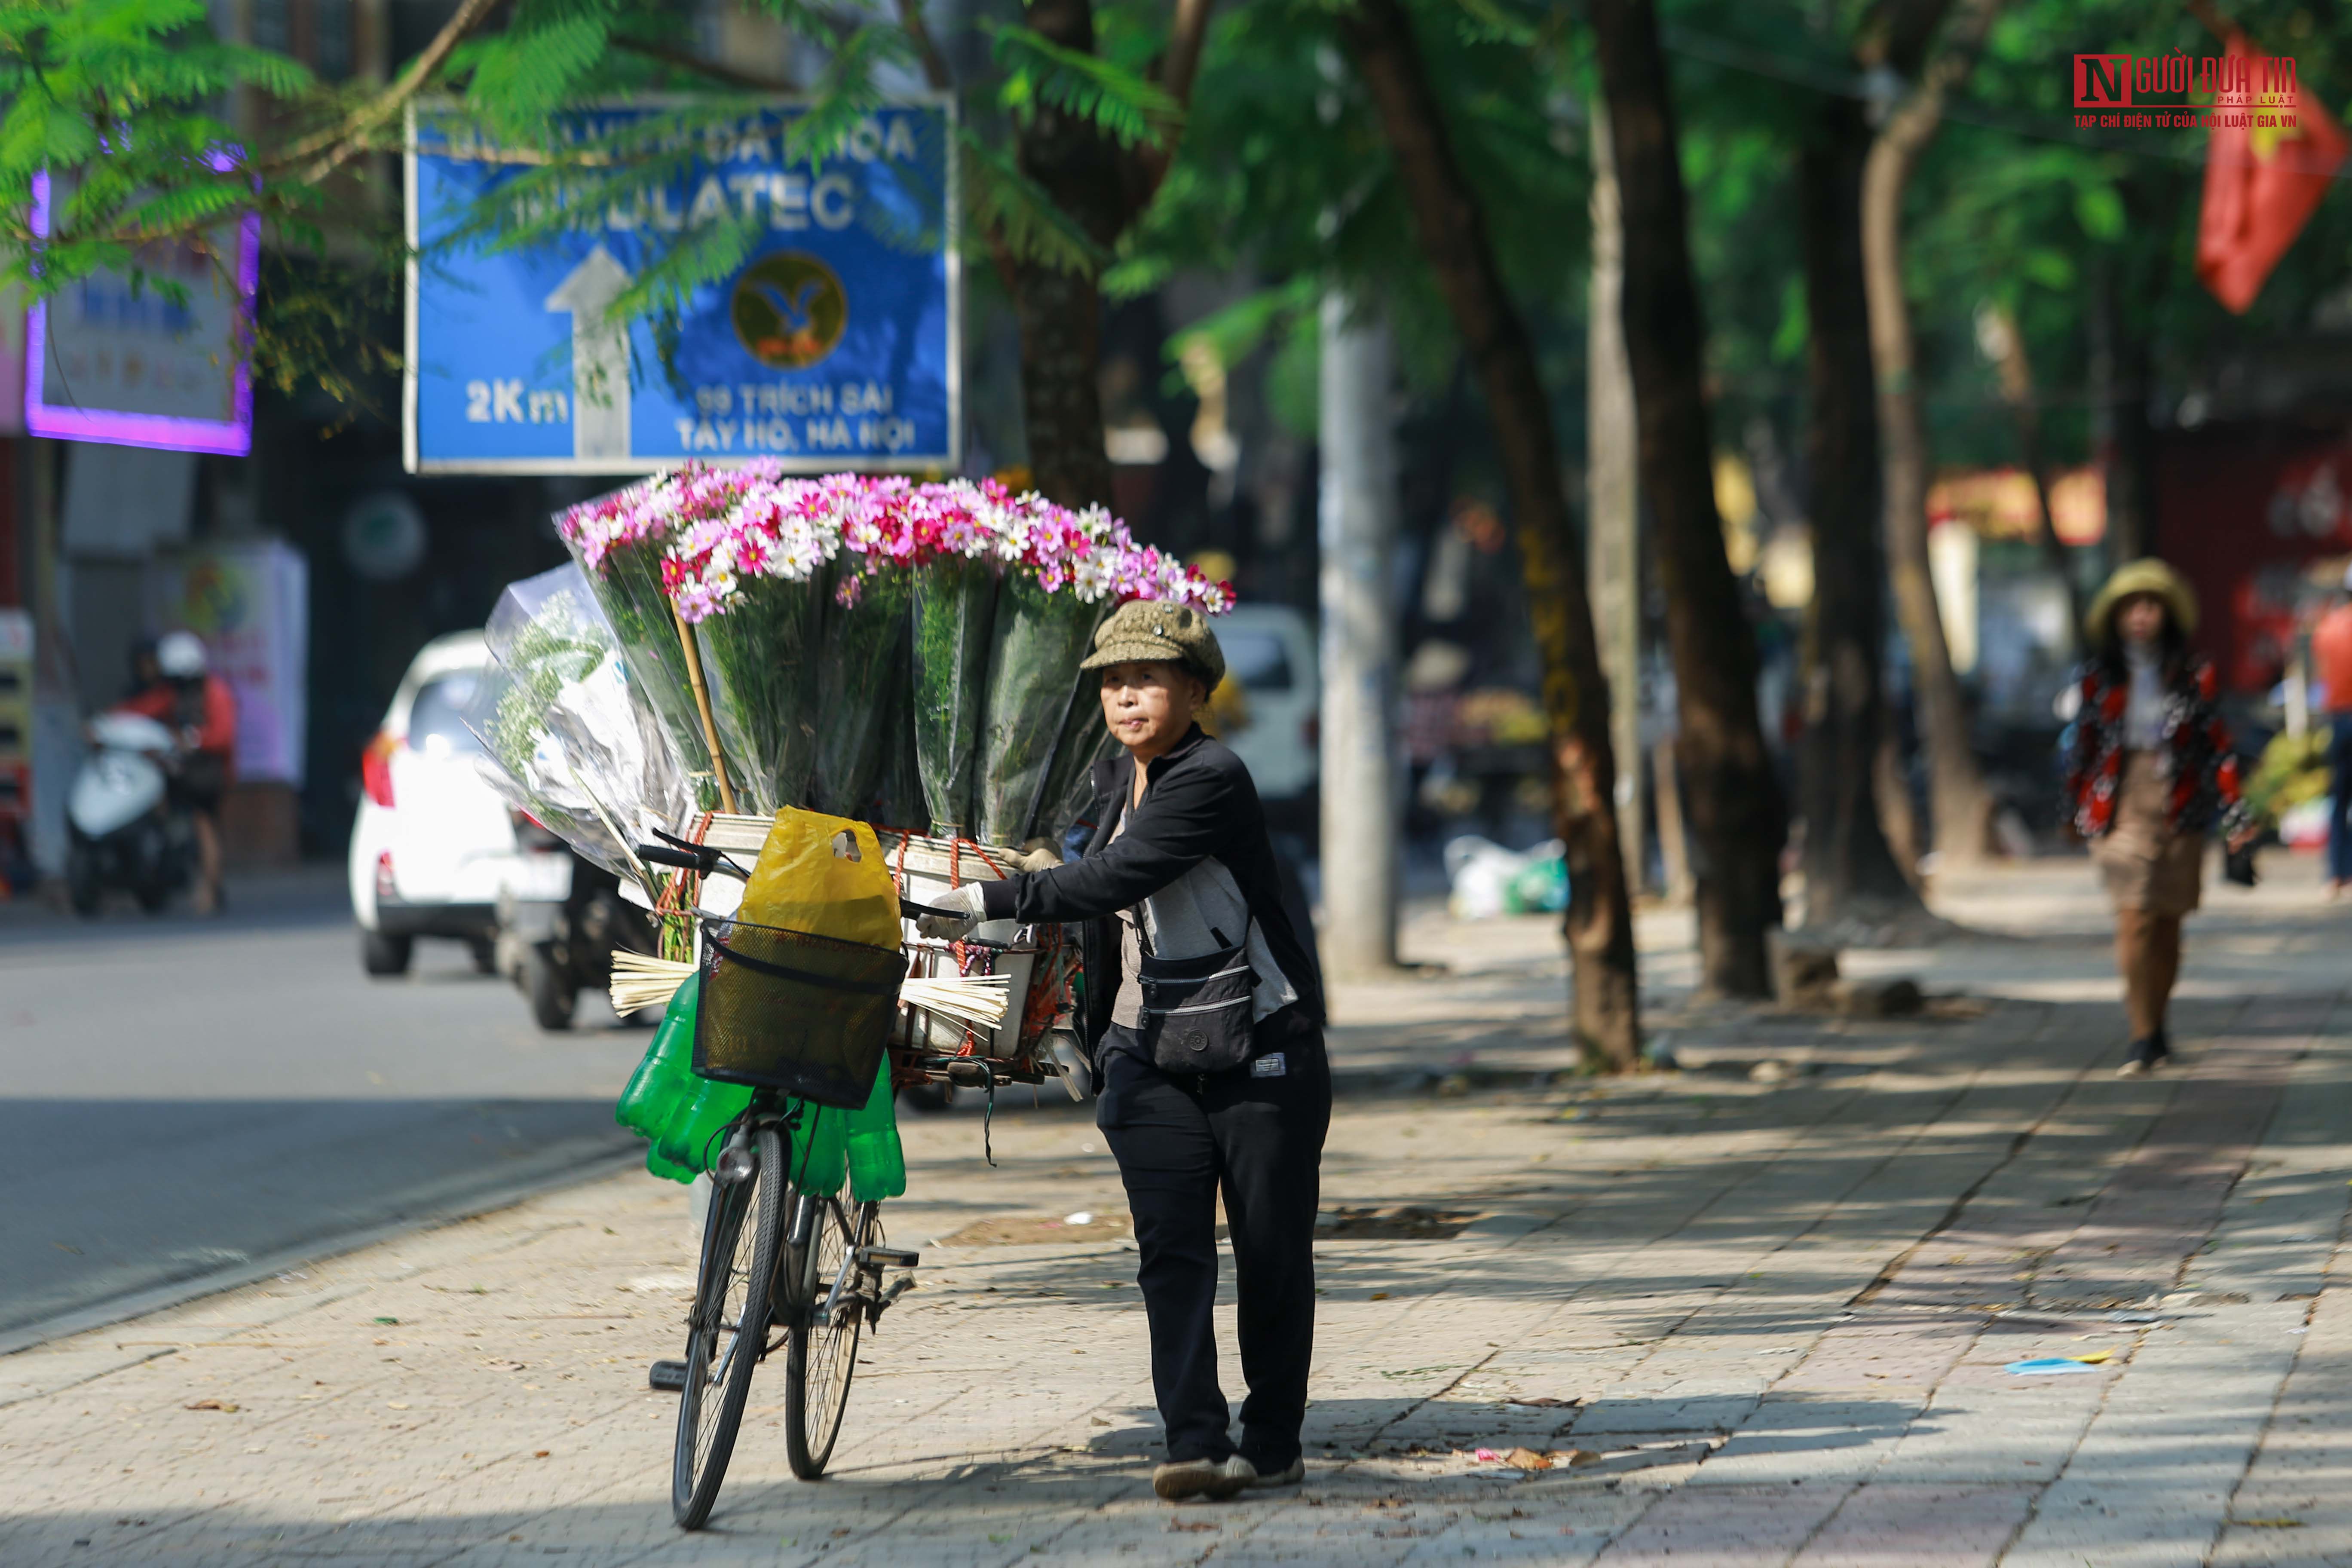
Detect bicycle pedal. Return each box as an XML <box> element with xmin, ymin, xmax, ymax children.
<box><xmin>856</xmin><ymin>1246</ymin><xmax>919</xmax><ymax>1269</ymax></box>
<box><xmin>647</xmin><ymin>1359</ymin><xmax>689</xmax><ymax>1393</ymax></box>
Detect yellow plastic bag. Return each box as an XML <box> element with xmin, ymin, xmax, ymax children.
<box><xmin>738</xmin><ymin>807</ymin><xmax>902</xmax><ymax>949</ymax></box>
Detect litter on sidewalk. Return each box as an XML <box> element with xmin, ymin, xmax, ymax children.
<box><xmin>2003</xmin><ymin>1353</ymin><xmax>2114</xmax><ymax>1375</ymax></box>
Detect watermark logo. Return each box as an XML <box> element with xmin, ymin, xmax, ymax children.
<box><xmin>2070</xmin><ymin>51</ymin><xmax>2301</xmax><ymax>131</ymax></box>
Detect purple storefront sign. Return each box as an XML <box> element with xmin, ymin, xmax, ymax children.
<box><xmin>24</xmin><ymin>168</ymin><xmax>259</xmax><ymax>455</ymax></box>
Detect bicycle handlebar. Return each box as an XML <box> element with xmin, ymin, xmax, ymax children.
<box><xmin>636</xmin><ymin>844</ymin><xmax>713</xmax><ymax>871</ymax></box>
<box><xmin>634</xmin><ymin>837</ymin><xmax>984</xmax><ymax>927</ymax></box>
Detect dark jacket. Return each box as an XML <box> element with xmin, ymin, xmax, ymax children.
<box><xmin>977</xmin><ymin>724</ymin><xmax>1325</xmax><ymax>1054</ymax></box>
<box><xmin>2060</xmin><ymin>652</ymin><xmax>2246</xmax><ymax>840</ymax></box>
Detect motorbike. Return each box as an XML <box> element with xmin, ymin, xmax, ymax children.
<box><xmin>494</xmin><ymin>814</ymin><xmax>659</xmax><ymax>1030</ymax></box>
<box><xmin>66</xmin><ymin>712</ymin><xmax>198</xmax><ymax>916</ymax></box>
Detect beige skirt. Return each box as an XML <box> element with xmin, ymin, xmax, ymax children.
<box><xmin>2093</xmin><ymin>750</ymin><xmax>2205</xmax><ymax>915</ymax></box>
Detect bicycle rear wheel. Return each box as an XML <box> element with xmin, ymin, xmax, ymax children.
<box><xmin>783</xmin><ymin>1195</ymin><xmax>871</xmax><ymax>1478</ymax></box>
<box><xmin>671</xmin><ymin>1124</ymin><xmax>785</xmax><ymax>1529</ymax></box>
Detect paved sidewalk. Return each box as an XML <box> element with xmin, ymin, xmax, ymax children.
<box><xmin>4</xmin><ymin>857</ymin><xmax>2351</xmax><ymax>1566</ymax></box>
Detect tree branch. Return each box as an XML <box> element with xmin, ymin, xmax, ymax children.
<box><xmin>1161</xmin><ymin>0</ymin><xmax>1212</xmax><ymax>107</ymax></box>
<box><xmin>893</xmin><ymin>0</ymin><xmax>954</xmax><ymax>92</ymax></box>
<box><xmin>612</xmin><ymin>37</ymin><xmax>799</xmax><ymax>93</ymax></box>
<box><xmin>1132</xmin><ymin>0</ymin><xmax>1215</xmax><ymax>203</ymax></box>
<box><xmin>266</xmin><ymin>0</ymin><xmax>508</xmax><ymax>182</ymax></box>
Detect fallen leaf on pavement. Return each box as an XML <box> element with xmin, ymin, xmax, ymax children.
<box><xmin>184</xmin><ymin>1400</ymin><xmax>238</xmax><ymax>1413</ymax></box>
<box><xmin>1504</xmin><ymin>1448</ymin><xmax>1552</xmax><ymax>1470</ymax></box>
<box><xmin>1556</xmin><ymin>1449</ymin><xmax>1603</xmax><ymax>1468</ymax></box>
<box><xmin>1369</xmin><ymin>1292</ymin><xmax>1392</xmax><ymax>1301</ymax></box>
<box><xmin>1504</xmin><ymin>1396</ymin><xmax>1578</xmax><ymax>1409</ymax></box>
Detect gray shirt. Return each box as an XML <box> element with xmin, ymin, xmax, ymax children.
<box><xmin>1106</xmin><ymin>807</ymin><xmax>1298</xmax><ymax>1030</ymax></box>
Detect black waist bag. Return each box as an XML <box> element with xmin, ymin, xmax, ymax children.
<box><xmin>1136</xmin><ymin>923</ymin><xmax>1257</xmax><ymax>1074</ymax></box>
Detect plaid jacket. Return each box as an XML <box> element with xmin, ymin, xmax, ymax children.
<box><xmin>2060</xmin><ymin>654</ymin><xmax>2245</xmax><ymax>840</ymax></box>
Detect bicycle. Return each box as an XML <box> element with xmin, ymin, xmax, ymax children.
<box><xmin>635</xmin><ymin>826</ymin><xmax>1067</xmax><ymax>1529</ymax></box>
<box><xmin>637</xmin><ymin>833</ymin><xmax>927</xmax><ymax>1529</ymax></box>
<box><xmin>666</xmin><ymin>1098</ymin><xmax>916</xmax><ymax>1527</ymax></box>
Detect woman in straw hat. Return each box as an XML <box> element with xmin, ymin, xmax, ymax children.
<box><xmin>2062</xmin><ymin>559</ymin><xmax>2252</xmax><ymax>1075</ymax></box>
<box><xmin>918</xmin><ymin>599</ymin><xmax>1328</xmax><ymax>1502</ymax></box>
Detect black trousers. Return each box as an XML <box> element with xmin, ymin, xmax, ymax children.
<box><xmin>1094</xmin><ymin>1014</ymin><xmax>1331</xmax><ymax>1467</ymax></box>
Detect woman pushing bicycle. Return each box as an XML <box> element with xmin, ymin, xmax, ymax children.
<box><xmin>920</xmin><ymin>599</ymin><xmax>1329</xmax><ymax>1503</ymax></box>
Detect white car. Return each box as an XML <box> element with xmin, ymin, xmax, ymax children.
<box><xmin>1214</xmin><ymin>604</ymin><xmax>1319</xmax><ymax>810</ymax></box>
<box><xmin>348</xmin><ymin>633</ymin><xmax>553</xmax><ymax>975</ymax></box>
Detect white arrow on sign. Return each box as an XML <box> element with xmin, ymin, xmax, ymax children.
<box><xmin>545</xmin><ymin>245</ymin><xmax>633</xmax><ymax>461</ymax></box>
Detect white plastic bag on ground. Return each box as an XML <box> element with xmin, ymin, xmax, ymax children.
<box><xmin>1445</xmin><ymin>835</ymin><xmax>1570</xmax><ymax>919</ymax></box>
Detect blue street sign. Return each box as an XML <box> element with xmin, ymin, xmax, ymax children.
<box><xmin>404</xmin><ymin>98</ymin><xmax>958</xmax><ymax>475</ymax></box>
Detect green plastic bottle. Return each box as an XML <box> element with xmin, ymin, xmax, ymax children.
<box><xmin>645</xmin><ymin>1146</ymin><xmax>699</xmax><ymax>1184</ymax></box>
<box><xmin>842</xmin><ymin>1063</ymin><xmax>907</xmax><ymax>1202</ymax></box>
<box><xmin>614</xmin><ymin>976</ymin><xmax>701</xmax><ymax>1145</ymax></box>
<box><xmin>793</xmin><ymin>1100</ymin><xmax>850</xmax><ymax>1198</ymax></box>
<box><xmin>616</xmin><ymin>975</ymin><xmax>750</xmax><ymax>1181</ymax></box>
<box><xmin>654</xmin><ymin>1075</ymin><xmax>756</xmax><ymax>1176</ymax></box>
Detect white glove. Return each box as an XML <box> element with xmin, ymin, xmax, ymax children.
<box><xmin>1009</xmin><ymin>837</ymin><xmax>1064</xmax><ymax>873</ymax></box>
<box><xmin>915</xmin><ymin>880</ymin><xmax>988</xmax><ymax>940</ymax></box>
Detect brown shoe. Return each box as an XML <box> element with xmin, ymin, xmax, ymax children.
<box><xmin>1153</xmin><ymin>1455</ymin><xmax>1255</xmax><ymax>1501</ymax></box>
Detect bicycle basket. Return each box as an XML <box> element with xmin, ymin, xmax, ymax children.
<box><xmin>693</xmin><ymin>918</ymin><xmax>908</xmax><ymax>1108</ymax></box>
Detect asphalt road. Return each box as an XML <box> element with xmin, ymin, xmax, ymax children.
<box><xmin>0</xmin><ymin>875</ymin><xmax>650</xmax><ymax>1350</ymax></box>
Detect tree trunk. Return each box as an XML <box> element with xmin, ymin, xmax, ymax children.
<box><xmin>1341</xmin><ymin>0</ymin><xmax>1640</xmax><ymax>1069</ymax></box>
<box><xmin>1317</xmin><ymin>292</ymin><xmax>1402</xmax><ymax>978</ymax></box>
<box><xmin>1587</xmin><ymin>97</ymin><xmax>1647</xmax><ymax>897</ymax></box>
<box><xmin>997</xmin><ymin>0</ymin><xmax>1216</xmax><ymax>512</ymax></box>
<box><xmin>1978</xmin><ymin>301</ymin><xmax>2083</xmax><ymax>640</ymax></box>
<box><xmin>1862</xmin><ymin>0</ymin><xmax>2003</xmax><ymax>867</ymax></box>
<box><xmin>1008</xmin><ymin>0</ymin><xmax>1127</xmax><ymax>510</ymax></box>
<box><xmin>2102</xmin><ymin>309</ymin><xmax>2158</xmax><ymax>564</ymax></box>
<box><xmin>1796</xmin><ymin>97</ymin><xmax>1925</xmax><ymax>931</ymax></box>
<box><xmin>1589</xmin><ymin>0</ymin><xmax>1786</xmax><ymax>996</ymax></box>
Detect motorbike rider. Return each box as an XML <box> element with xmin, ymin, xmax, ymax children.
<box><xmin>114</xmin><ymin>631</ymin><xmax>236</xmax><ymax>914</ymax></box>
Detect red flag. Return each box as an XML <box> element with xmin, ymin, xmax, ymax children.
<box><xmin>2197</xmin><ymin>34</ymin><xmax>2349</xmax><ymax>314</ymax></box>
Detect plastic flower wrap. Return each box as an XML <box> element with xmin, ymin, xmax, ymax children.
<box><xmin>545</xmin><ymin>470</ymin><xmax>1233</xmax><ymax>843</ymax></box>
<box><xmin>556</xmin><ymin>468</ymin><xmax>738</xmax><ymax>805</ymax></box>
<box><xmin>977</xmin><ymin>574</ymin><xmax>1107</xmax><ymax>845</ymax></box>
<box><xmin>465</xmin><ymin>564</ymin><xmax>694</xmax><ymax>882</ymax></box>
<box><xmin>810</xmin><ymin>551</ymin><xmax>913</xmax><ymax>819</ymax></box>
<box><xmin>665</xmin><ymin>473</ymin><xmax>835</xmax><ymax>815</ymax></box>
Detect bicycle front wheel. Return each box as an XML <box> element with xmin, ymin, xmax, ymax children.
<box><xmin>783</xmin><ymin>1195</ymin><xmax>872</xmax><ymax>1479</ymax></box>
<box><xmin>671</xmin><ymin>1124</ymin><xmax>785</xmax><ymax>1529</ymax></box>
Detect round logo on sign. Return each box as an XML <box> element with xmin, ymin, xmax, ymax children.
<box><xmin>730</xmin><ymin>252</ymin><xmax>848</xmax><ymax>369</ymax></box>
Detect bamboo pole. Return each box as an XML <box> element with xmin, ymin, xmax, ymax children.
<box><xmin>673</xmin><ymin>605</ymin><xmax>738</xmax><ymax>815</ymax></box>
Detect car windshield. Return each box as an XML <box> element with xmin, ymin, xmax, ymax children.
<box><xmin>1222</xmin><ymin>629</ymin><xmax>1293</xmax><ymax>692</ymax></box>
<box><xmin>407</xmin><ymin>673</ymin><xmax>487</xmax><ymax>758</ymax></box>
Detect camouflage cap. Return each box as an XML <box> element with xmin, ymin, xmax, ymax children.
<box><xmin>1078</xmin><ymin>600</ymin><xmax>1225</xmax><ymax>688</ymax></box>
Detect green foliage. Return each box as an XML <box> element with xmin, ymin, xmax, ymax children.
<box><xmin>0</xmin><ymin>0</ymin><xmax>315</xmax><ymax>294</ymax></box>
<box><xmin>962</xmin><ymin>130</ymin><xmax>1109</xmax><ymax>277</ymax></box>
<box><xmin>2</xmin><ymin>0</ymin><xmax>1182</xmax><ymax>401</ymax></box>
<box><xmin>1124</xmin><ymin>0</ymin><xmax>1589</xmax><ymax>430</ymax></box>
<box><xmin>984</xmin><ymin>20</ymin><xmax>1182</xmax><ymax>150</ymax></box>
